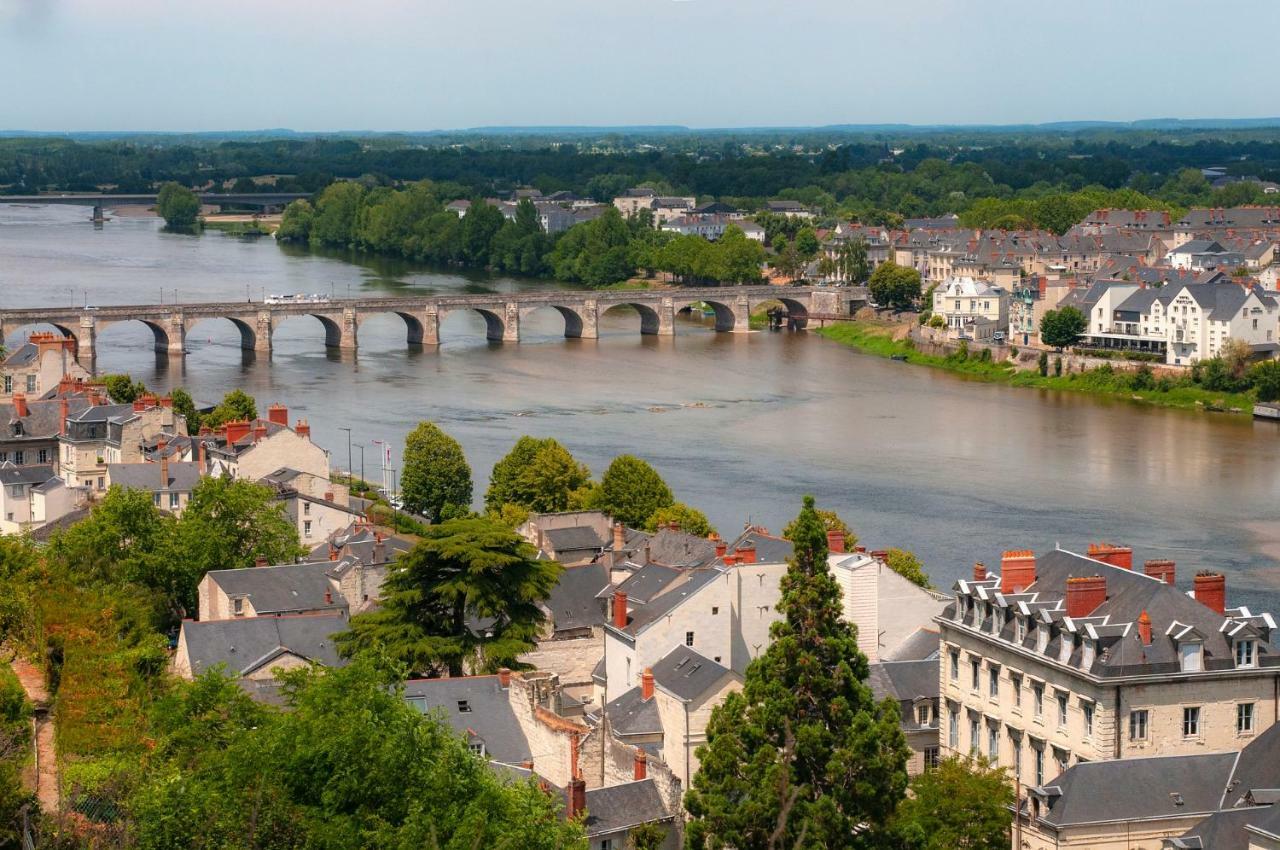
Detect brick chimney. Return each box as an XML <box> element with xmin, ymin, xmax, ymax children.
<box><xmin>613</xmin><ymin>521</ymin><xmax>625</xmax><ymax>552</ymax></box>
<box><xmin>132</xmin><ymin>398</ymin><xmax>147</xmax><ymax>413</ymax></box>
<box><xmin>641</xmin><ymin>668</ymin><xmax>654</xmax><ymax>701</ymax></box>
<box><xmin>1138</xmin><ymin>610</ymin><xmax>1152</xmax><ymax>646</ymax></box>
<box><xmin>736</xmin><ymin>543</ymin><xmax>756</xmax><ymax>564</ymax></box>
<box><xmin>196</xmin><ymin>439</ymin><xmax>207</xmax><ymax>470</ymax></box>
<box><xmin>634</xmin><ymin>748</ymin><xmax>648</xmax><ymax>780</ymax></box>
<box><xmin>1066</xmin><ymin>575</ymin><xmax>1107</xmax><ymax>619</ymax></box>
<box><xmin>267</xmin><ymin>403</ymin><xmax>288</xmax><ymax>426</ymax></box>
<box><xmin>973</xmin><ymin>562</ymin><xmax>987</xmax><ymax>582</ymax></box>
<box><xmin>11</xmin><ymin>393</ymin><xmax>28</xmax><ymax>418</ymax></box>
<box><xmin>1001</xmin><ymin>550</ymin><xmax>1037</xmax><ymax>594</ymax></box>
<box><xmin>328</xmin><ymin>543</ymin><xmax>339</xmax><ymax>562</ymax></box>
<box><xmin>1193</xmin><ymin>572</ymin><xmax>1226</xmax><ymax>615</ymax></box>
<box><xmin>497</xmin><ymin>668</ymin><xmax>511</xmax><ymax>688</ymax></box>
<box><xmin>567</xmin><ymin>777</ymin><xmax>586</xmax><ymax>820</ymax></box>
<box><xmin>1144</xmin><ymin>559</ymin><xmax>1176</xmax><ymax>586</ymax></box>
<box><xmin>253</xmin><ymin>421</ymin><xmax>267</xmax><ymax>443</ymax></box>
<box><xmin>612</xmin><ymin>590</ymin><xmax>628</xmax><ymax>628</ymax></box>
<box><xmin>59</xmin><ymin>398</ymin><xmax>68</xmax><ymax>435</ymax></box>
<box><xmin>295</xmin><ymin>419</ymin><xmax>310</xmax><ymax>440</ymax></box>
<box><xmin>324</xmin><ymin>588</ymin><xmax>333</xmax><ymax>604</ymax></box>
<box><xmin>1087</xmin><ymin>543</ymin><xmax>1133</xmax><ymax>570</ymax></box>
<box><xmin>160</xmin><ymin>450</ymin><xmax>169</xmax><ymax>492</ymax></box>
<box><xmin>224</xmin><ymin>419</ymin><xmax>251</xmax><ymax>445</ymax></box>
<box><xmin>715</xmin><ymin>540</ymin><xmax>727</xmax><ymax>558</ymax></box>
<box><xmin>160</xmin><ymin>395</ymin><xmax>173</xmax><ymax>409</ymax></box>
<box><xmin>827</xmin><ymin>529</ymin><xmax>845</xmax><ymax>554</ymax></box>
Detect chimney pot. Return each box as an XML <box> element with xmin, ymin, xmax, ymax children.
<box><xmin>737</xmin><ymin>543</ymin><xmax>756</xmax><ymax>564</ymax></box>
<box><xmin>1138</xmin><ymin>609</ymin><xmax>1152</xmax><ymax>645</ymax></box>
<box><xmin>498</xmin><ymin>667</ymin><xmax>511</xmax><ymax>688</ymax></box>
<box><xmin>11</xmin><ymin>394</ymin><xmax>28</xmax><ymax>418</ymax></box>
<box><xmin>224</xmin><ymin>419</ymin><xmax>252</xmax><ymax>446</ymax></box>
<box><xmin>295</xmin><ymin>419</ymin><xmax>311</xmax><ymax>439</ymax></box>
<box><xmin>59</xmin><ymin>398</ymin><xmax>68</xmax><ymax>436</ymax></box>
<box><xmin>1066</xmin><ymin>575</ymin><xmax>1108</xmax><ymax>619</ymax></box>
<box><xmin>254</xmin><ymin>556</ymin><xmax>268</xmax><ymax>567</ymax></box>
<box><xmin>634</xmin><ymin>747</ymin><xmax>648</xmax><ymax>780</ymax></box>
<box><xmin>641</xmin><ymin>667</ymin><xmax>654</xmax><ymax>701</ymax></box>
<box><xmin>1144</xmin><ymin>559</ymin><xmax>1176</xmax><ymax>586</ymax></box>
<box><xmin>324</xmin><ymin>588</ymin><xmax>332</xmax><ymax>604</ymax></box>
<box><xmin>612</xmin><ymin>590</ymin><xmax>628</xmax><ymax>628</ymax></box>
<box><xmin>612</xmin><ymin>521</ymin><xmax>625</xmax><ymax>552</ymax></box>
<box><xmin>567</xmin><ymin>777</ymin><xmax>586</xmax><ymax>820</ymax></box>
<box><xmin>826</xmin><ymin>529</ymin><xmax>845</xmax><ymax>554</ymax></box>
<box><xmin>973</xmin><ymin>562</ymin><xmax>987</xmax><ymax>582</ymax></box>
<box><xmin>267</xmin><ymin>403</ymin><xmax>288</xmax><ymax>426</ymax></box>
<box><xmin>253</xmin><ymin>422</ymin><xmax>267</xmax><ymax>443</ymax></box>
<box><xmin>1193</xmin><ymin>572</ymin><xmax>1227</xmax><ymax>615</ymax></box>
<box><xmin>1001</xmin><ymin>550</ymin><xmax>1037</xmax><ymax>594</ymax></box>
<box><xmin>715</xmin><ymin>541</ymin><xmax>727</xmax><ymax>558</ymax></box>
<box><xmin>1087</xmin><ymin>543</ymin><xmax>1133</xmax><ymax>570</ymax></box>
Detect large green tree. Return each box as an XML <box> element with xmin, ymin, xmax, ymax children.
<box><xmin>335</xmin><ymin>517</ymin><xmax>561</xmax><ymax>675</ymax></box>
<box><xmin>684</xmin><ymin>496</ymin><xmax>910</xmax><ymax>849</ymax></box>
<box><xmin>595</xmin><ymin>455</ymin><xmax>674</xmax><ymax>528</ymax></box>
<box><xmin>887</xmin><ymin>757</ymin><xmax>1013</xmax><ymax>850</ymax></box>
<box><xmin>783</xmin><ymin>508</ymin><xmax>856</xmax><ymax>550</ymax></box>
<box><xmin>156</xmin><ymin>181</ymin><xmax>200</xmax><ymax>229</ymax></box>
<box><xmin>885</xmin><ymin>548</ymin><xmax>932</xmax><ymax>590</ymax></box>
<box><xmin>645</xmin><ymin>502</ymin><xmax>715</xmax><ymax>538</ymax></box>
<box><xmin>201</xmin><ymin>389</ymin><xmax>258</xmax><ymax>430</ymax></box>
<box><xmin>102</xmin><ymin>373</ymin><xmax>148</xmax><ymax>404</ymax></box>
<box><xmin>1038</xmin><ymin>306</ymin><xmax>1087</xmax><ymax>350</ymax></box>
<box><xmin>401</xmin><ymin>421</ymin><xmax>473</xmax><ymax>522</ymax></box>
<box><xmin>868</xmin><ymin>261</ymin><xmax>923</xmax><ymax>310</ymax></box>
<box><xmin>485</xmin><ymin>436</ymin><xmax>590</xmax><ymax>514</ymax></box>
<box><xmin>128</xmin><ymin>658</ymin><xmax>585</xmax><ymax>850</ymax></box>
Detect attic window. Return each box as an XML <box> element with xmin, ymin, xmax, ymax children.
<box><xmin>457</xmin><ymin>700</ymin><xmax>471</xmax><ymax>713</ymax></box>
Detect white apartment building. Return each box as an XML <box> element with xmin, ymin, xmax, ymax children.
<box><xmin>932</xmin><ymin>275</ymin><xmax>1010</xmax><ymax>340</ymax></box>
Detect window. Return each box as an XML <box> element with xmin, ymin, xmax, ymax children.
<box><xmin>1033</xmin><ymin>683</ymin><xmax>1044</xmax><ymax>719</ymax></box>
<box><xmin>711</xmin><ymin>606</ymin><xmax>719</xmax><ymax>615</ymax></box>
<box><xmin>1010</xmin><ymin>673</ymin><xmax>1022</xmax><ymax>708</ymax></box>
<box><xmin>969</xmin><ymin>717</ymin><xmax>980</xmax><ymax>755</ymax></box>
<box><xmin>96</xmin><ymin>476</ymin><xmax>104</xmax><ymax>490</ymax></box>
<box><xmin>1183</xmin><ymin>706</ymin><xmax>1201</xmax><ymax>738</ymax></box>
<box><xmin>468</xmin><ymin>742</ymin><xmax>485</xmax><ymax>757</ymax></box>
<box><xmin>36</xmin><ymin>449</ymin><xmax>47</xmax><ymax>464</ymax></box>
<box><xmin>1034</xmin><ymin>746</ymin><xmax>1044</xmax><ymax>786</ymax></box>
<box><xmin>949</xmin><ymin>649</ymin><xmax>960</xmax><ymax>681</ymax></box>
<box><xmin>1</xmin><ymin>376</ymin><xmax>9</xmax><ymax>394</ymax></box>
<box><xmin>989</xmin><ymin>665</ymin><xmax>1000</xmax><ymax>699</ymax></box>
<box><xmin>12</xmin><ymin>451</ymin><xmax>22</xmax><ymax>466</ymax></box>
<box><xmin>916</xmin><ymin>704</ymin><xmax>931</xmax><ymax>726</ymax></box>
<box><xmin>457</xmin><ymin>700</ymin><xmax>472</xmax><ymax>713</ymax></box>
<box><xmin>1238</xmin><ymin>703</ymin><xmax>1255</xmax><ymax>734</ymax></box>
<box><xmin>924</xmin><ymin>747</ymin><xmax>940</xmax><ymax>770</ymax></box>
<box><xmin>1083</xmin><ymin>702</ymin><xmax>1094</xmax><ymax>737</ymax></box>
<box><xmin>1053</xmin><ymin>748</ymin><xmax>1069</xmax><ymax>776</ymax></box>
<box><xmin>1011</xmin><ymin>737</ymin><xmax>1023</xmax><ymax>780</ymax></box>
<box><xmin>987</xmin><ymin>725</ymin><xmax>999</xmax><ymax>761</ymax></box>
<box><xmin>169</xmin><ymin>492</ymin><xmax>180</xmax><ymax>509</ymax></box>
<box><xmin>949</xmin><ymin>709</ymin><xmax>959</xmax><ymax>748</ymax></box>
<box><xmin>303</xmin><ymin>520</ymin><xmax>312</xmax><ymax>536</ymax></box>
<box><xmin>303</xmin><ymin>502</ymin><xmax>311</xmax><ymax>516</ymax></box>
<box><xmin>24</xmin><ymin>375</ymin><xmax>35</xmax><ymax>393</ymax></box>
<box><xmin>1236</xmin><ymin>640</ymin><xmax>1256</xmax><ymax>668</ymax></box>
<box><xmin>232</xmin><ymin>597</ymin><xmax>243</xmax><ymax>616</ymax></box>
<box><xmin>1057</xmin><ymin>693</ymin><xmax>1068</xmax><ymax>727</ymax></box>
<box><xmin>1130</xmin><ymin>709</ymin><xmax>1149</xmax><ymax>741</ymax></box>
<box><xmin>1180</xmin><ymin>643</ymin><xmax>1203</xmax><ymax>672</ymax></box>
<box><xmin>1015</xmin><ymin>617</ymin><xmax>1026</xmax><ymax>643</ymax></box>
<box><xmin>600</xmin><ymin>840</ymin><xmax>613</xmax><ymax>850</ymax></box>
<box><xmin>685</xmin><ymin>631</ymin><xmax>695</xmax><ymax>646</ymax></box>
<box><xmin>970</xmin><ymin>658</ymin><xmax>980</xmax><ymax>690</ymax></box>
<box><xmin>152</xmin><ymin>493</ymin><xmax>161</xmax><ymax>507</ymax></box>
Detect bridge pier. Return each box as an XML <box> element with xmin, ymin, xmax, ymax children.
<box><xmin>577</xmin><ymin>301</ymin><xmax>598</xmax><ymax>339</ymax></box>
<box><xmin>162</xmin><ymin>313</ymin><xmax>186</xmax><ymax>355</ymax></box>
<box><xmin>77</xmin><ymin>316</ymin><xmax>96</xmax><ymax>362</ymax></box>
<box><xmin>503</xmin><ymin>303</ymin><xmax>520</xmax><ymax>343</ymax></box>
<box><xmin>254</xmin><ymin>312</ymin><xmax>273</xmax><ymax>354</ymax></box>
<box><xmin>338</xmin><ymin>307</ymin><xmax>358</xmax><ymax>351</ymax></box>
<box><xmin>656</xmin><ymin>298</ymin><xmax>675</xmax><ymax>336</ymax></box>
<box><xmin>420</xmin><ymin>307</ymin><xmax>440</xmax><ymax>345</ymax></box>
<box><xmin>91</xmin><ymin>205</ymin><xmax>105</xmax><ymax>224</ymax></box>
<box><xmin>731</xmin><ymin>295</ymin><xmax>751</xmax><ymax>333</ymax></box>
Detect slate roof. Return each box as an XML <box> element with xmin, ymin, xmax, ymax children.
<box><xmin>643</xmin><ymin>528</ymin><xmax>720</xmax><ymax>568</ymax></box>
<box><xmin>872</xmin><ymin>659</ymin><xmax>938</xmax><ymax>703</ymax></box>
<box><xmin>2</xmin><ymin>343</ymin><xmax>39</xmax><ymax>366</ymax></box>
<box><xmin>1165</xmin><ymin>806</ymin><xmax>1260</xmax><ymax>848</ymax></box>
<box><xmin>29</xmin><ymin>506</ymin><xmax>91</xmax><ymax>541</ymax></box>
<box><xmin>206</xmin><ymin>561</ymin><xmax>346</xmax><ymax>615</ymax></box>
<box><xmin>728</xmin><ymin>528</ymin><xmax>792</xmax><ymax>564</ymax></box>
<box><xmin>1221</xmin><ymin>721</ymin><xmax>1280</xmax><ymax>808</ymax></box>
<box><xmin>543</xmin><ymin>525</ymin><xmax>606</xmax><ymax>554</ymax></box>
<box><xmin>603</xmin><ymin>686</ymin><xmax>661</xmax><ymax>736</ymax></box>
<box><xmin>544</xmin><ymin>563</ymin><xmax>610</xmax><ymax>632</ymax></box>
<box><xmin>0</xmin><ymin>462</ymin><xmax>56</xmax><ymax>486</ymax></box>
<box><xmin>402</xmin><ymin>676</ymin><xmax>531</xmax><ymax>765</ymax></box>
<box><xmin>108</xmin><ymin>461</ymin><xmax>202</xmax><ymax>493</ymax></box>
<box><xmin>179</xmin><ymin>612</ymin><xmax>346</xmax><ymax>677</ymax></box>
<box><xmin>615</xmin><ymin>563</ymin><xmax>681</xmax><ymax>603</ymax></box>
<box><xmin>1</xmin><ymin>396</ymin><xmax>92</xmax><ymax>442</ymax></box>
<box><xmin>583</xmin><ymin>779</ymin><xmax>671</xmax><ymax>837</ymax></box>
<box><xmin>615</xmin><ymin>568</ymin><xmax>720</xmax><ymax>636</ymax></box>
<box><xmin>650</xmin><ymin>645</ymin><xmax>734</xmax><ymax>702</ymax></box>
<box><xmin>883</xmin><ymin>627</ymin><xmax>940</xmax><ymax>662</ymax></box>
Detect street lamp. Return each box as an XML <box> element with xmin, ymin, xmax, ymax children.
<box><xmin>358</xmin><ymin>444</ymin><xmax>365</xmax><ymax>485</ymax></box>
<box><xmin>338</xmin><ymin>427</ymin><xmax>353</xmax><ymax>483</ymax></box>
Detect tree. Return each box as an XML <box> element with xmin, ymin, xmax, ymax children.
<box><xmin>840</xmin><ymin>238</ymin><xmax>870</xmax><ymax>284</ymax></box>
<box><xmin>1037</xmin><ymin>350</ymin><xmax>1049</xmax><ymax>377</ymax></box>
<box><xmin>868</xmin><ymin>261</ymin><xmax>923</xmax><ymax>310</ymax></box>
<box><xmin>793</xmin><ymin>227</ymin><xmax>820</xmax><ymax>259</ymax></box>
<box><xmin>886</xmin><ymin>757</ymin><xmax>1013</xmax><ymax>850</ymax></box>
<box><xmin>1038</xmin><ymin>306</ymin><xmax>1087</xmax><ymax>350</ymax></box>
<box><xmin>309</xmin><ymin>180</ymin><xmax>366</xmax><ymax>246</ymax></box>
<box><xmin>128</xmin><ymin>658</ymin><xmax>585</xmax><ymax>849</ymax></box>
<box><xmin>645</xmin><ymin>502</ymin><xmax>715</xmax><ymax>538</ymax></box>
<box><xmin>783</xmin><ymin>508</ymin><xmax>855</xmax><ymax>550</ymax></box>
<box><xmin>884</xmin><ymin>548</ymin><xmax>932</xmax><ymax>589</ymax></box>
<box><xmin>335</xmin><ymin>517</ymin><xmax>560</xmax><ymax>675</ymax></box>
<box><xmin>156</xmin><ymin>181</ymin><xmax>200</xmax><ymax>229</ymax></box>
<box><xmin>201</xmin><ymin>389</ymin><xmax>257</xmax><ymax>430</ymax></box>
<box><xmin>626</xmin><ymin>822</ymin><xmax>669</xmax><ymax>850</ymax></box>
<box><xmin>169</xmin><ymin>387</ymin><xmax>199</xmax><ymax>434</ymax></box>
<box><xmin>1221</xmin><ymin>337</ymin><xmax>1252</xmax><ymax>380</ymax></box>
<box><xmin>485</xmin><ymin>436</ymin><xmax>590</xmax><ymax>514</ymax></box>
<box><xmin>684</xmin><ymin>496</ymin><xmax>910</xmax><ymax>849</ymax></box>
<box><xmin>401</xmin><ymin>422</ymin><xmax>473</xmax><ymax>522</ymax></box>
<box><xmin>772</xmin><ymin>239</ymin><xmax>804</xmax><ymax>282</ymax></box>
<box><xmin>102</xmin><ymin>373</ymin><xmax>147</xmax><ymax>403</ymax></box>
<box><xmin>46</xmin><ymin>485</ymin><xmax>171</xmax><ymax>588</ymax></box>
<box><xmin>275</xmin><ymin>198</ymin><xmax>315</xmax><ymax>242</ymax></box>
<box><xmin>1250</xmin><ymin>360</ymin><xmax>1280</xmax><ymax>402</ymax></box>
<box><xmin>595</xmin><ymin>456</ymin><xmax>673</xmax><ymax>528</ymax></box>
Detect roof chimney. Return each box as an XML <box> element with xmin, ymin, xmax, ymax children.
<box><xmin>634</xmin><ymin>748</ymin><xmax>648</xmax><ymax>780</ymax></box>
<box><xmin>253</xmin><ymin>421</ymin><xmax>267</xmax><ymax>443</ymax></box>
<box><xmin>11</xmin><ymin>394</ymin><xmax>28</xmax><ymax>418</ymax></box>
<box><xmin>1087</xmin><ymin>543</ymin><xmax>1133</xmax><ymax>570</ymax></box>
<box><xmin>613</xmin><ymin>521</ymin><xmax>625</xmax><ymax>552</ymax></box>
<box><xmin>160</xmin><ymin>451</ymin><xmax>170</xmax><ymax>492</ymax></box>
<box><xmin>1066</xmin><ymin>575</ymin><xmax>1107</xmax><ymax>619</ymax></box>
<box><xmin>498</xmin><ymin>668</ymin><xmax>511</xmax><ymax>689</ymax></box>
<box><xmin>612</xmin><ymin>590</ymin><xmax>628</xmax><ymax>629</ymax></box>
<box><xmin>160</xmin><ymin>395</ymin><xmax>173</xmax><ymax>409</ymax></box>
<box><xmin>715</xmin><ymin>540</ymin><xmax>727</xmax><ymax>558</ymax></box>
<box><xmin>132</xmin><ymin>398</ymin><xmax>147</xmax><ymax>413</ymax></box>
<box><xmin>567</xmin><ymin>777</ymin><xmax>586</xmax><ymax>820</ymax></box>
<box><xmin>374</xmin><ymin>538</ymin><xmax>386</xmax><ymax>563</ymax></box>
<box><xmin>59</xmin><ymin>398</ymin><xmax>68</xmax><ymax>436</ymax></box>
<box><xmin>295</xmin><ymin>419</ymin><xmax>310</xmax><ymax>440</ymax></box>
<box><xmin>267</xmin><ymin>403</ymin><xmax>288</xmax><ymax>426</ymax></box>
<box><xmin>1144</xmin><ymin>559</ymin><xmax>1176</xmax><ymax>586</ymax></box>
<box><xmin>973</xmin><ymin>562</ymin><xmax>987</xmax><ymax>582</ymax></box>
<box><xmin>736</xmin><ymin>543</ymin><xmax>756</xmax><ymax>564</ymax></box>
<box><xmin>197</xmin><ymin>439</ymin><xmax>207</xmax><ymax>470</ymax></box>
<box><xmin>324</xmin><ymin>588</ymin><xmax>333</xmax><ymax>604</ymax></box>
<box><xmin>224</xmin><ymin>419</ymin><xmax>251</xmax><ymax>446</ymax></box>
<box><xmin>641</xmin><ymin>668</ymin><xmax>654</xmax><ymax>701</ymax></box>
<box><xmin>826</xmin><ymin>529</ymin><xmax>845</xmax><ymax>554</ymax></box>
<box><xmin>1193</xmin><ymin>572</ymin><xmax>1226</xmax><ymax>615</ymax></box>
<box><xmin>328</xmin><ymin>543</ymin><xmax>339</xmax><ymax>562</ymax></box>
<box><xmin>1138</xmin><ymin>610</ymin><xmax>1152</xmax><ymax>646</ymax></box>
<box><xmin>1001</xmin><ymin>550</ymin><xmax>1037</xmax><ymax>594</ymax></box>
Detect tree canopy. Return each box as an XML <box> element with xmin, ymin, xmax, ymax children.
<box><xmin>868</xmin><ymin>261</ymin><xmax>923</xmax><ymax>310</ymax></box>
<box><xmin>200</xmin><ymin>389</ymin><xmax>258</xmax><ymax>430</ymax></box>
<box><xmin>645</xmin><ymin>502</ymin><xmax>715</xmax><ymax>538</ymax></box>
<box><xmin>156</xmin><ymin>181</ymin><xmax>200</xmax><ymax>229</ymax></box>
<box><xmin>886</xmin><ymin>757</ymin><xmax>1013</xmax><ymax>850</ymax></box>
<box><xmin>1039</xmin><ymin>306</ymin><xmax>1087</xmax><ymax>350</ymax></box>
<box><xmin>401</xmin><ymin>421</ymin><xmax>473</xmax><ymax>522</ymax></box>
<box><xmin>594</xmin><ymin>455</ymin><xmax>674</xmax><ymax>528</ymax></box>
<box><xmin>484</xmin><ymin>436</ymin><xmax>591</xmax><ymax>514</ymax></box>
<box><xmin>335</xmin><ymin>516</ymin><xmax>560</xmax><ymax>675</ymax></box>
<box><xmin>684</xmin><ymin>496</ymin><xmax>910</xmax><ymax>849</ymax></box>
<box><xmin>885</xmin><ymin>548</ymin><xmax>932</xmax><ymax>590</ymax></box>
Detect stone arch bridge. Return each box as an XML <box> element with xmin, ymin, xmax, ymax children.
<box><xmin>0</xmin><ymin>286</ymin><xmax>863</xmax><ymax>360</ymax></box>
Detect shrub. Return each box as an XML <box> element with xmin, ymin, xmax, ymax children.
<box><xmin>1037</xmin><ymin>351</ymin><xmax>1048</xmax><ymax>377</ymax></box>
<box><xmin>1053</xmin><ymin>356</ymin><xmax>1063</xmax><ymax>377</ymax></box>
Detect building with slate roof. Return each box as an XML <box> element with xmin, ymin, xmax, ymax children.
<box><xmin>60</xmin><ymin>395</ymin><xmax>186</xmax><ymax>492</ymax></box>
<box><xmin>868</xmin><ymin>656</ymin><xmax>940</xmax><ymax>775</ymax></box>
<box><xmin>0</xmin><ymin>332</ymin><xmax>90</xmax><ymax>404</ymax></box>
<box><xmin>107</xmin><ymin>459</ymin><xmax>201</xmax><ymax>514</ymax></box>
<box><xmin>172</xmin><ymin>610</ymin><xmax>346</xmax><ymax>683</ymax></box>
<box><xmin>940</xmin><ymin>545</ymin><xmax>1279</xmax><ymax>790</ymax></box>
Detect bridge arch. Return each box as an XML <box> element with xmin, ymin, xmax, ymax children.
<box><xmin>674</xmin><ymin>299</ymin><xmax>738</xmax><ymax>332</ymax></box>
<box><xmin>439</xmin><ymin>308</ymin><xmax>507</xmax><ymax>342</ymax></box>
<box><xmin>272</xmin><ymin>313</ymin><xmax>345</xmax><ymax>349</ymax></box>
<box><xmin>186</xmin><ymin>316</ymin><xmax>258</xmax><ymax>351</ymax></box>
<box><xmin>355</xmin><ymin>310</ymin><xmax>429</xmax><ymax>346</ymax></box>
<box><xmin>0</xmin><ymin>322</ymin><xmax>79</xmax><ymax>351</ymax></box>
<box><xmin>750</xmin><ymin>295</ymin><xmax>810</xmax><ymax>330</ymax></box>
<box><xmin>519</xmin><ymin>304</ymin><xmax>588</xmax><ymax>339</ymax></box>
<box><xmin>97</xmin><ymin>318</ymin><xmax>173</xmax><ymax>353</ymax></box>
<box><xmin>601</xmin><ymin>303</ymin><xmax>662</xmax><ymax>335</ymax></box>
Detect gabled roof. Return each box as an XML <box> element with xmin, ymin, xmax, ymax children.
<box><xmin>882</xmin><ymin>627</ymin><xmax>941</xmax><ymax>662</ymax></box>
<box><xmin>615</xmin><ymin>563</ymin><xmax>681</xmax><ymax>603</ymax></box>
<box><xmin>583</xmin><ymin>779</ymin><xmax>671</xmax><ymax>837</ymax></box>
<box><xmin>180</xmin><ymin>612</ymin><xmax>345</xmax><ymax>677</ymax></box>
<box><xmin>402</xmin><ymin>676</ymin><xmax>530</xmax><ymax>764</ymax></box>
<box><xmin>542</xmin><ymin>525</ymin><xmax>606</xmax><ymax>553</ymax></box>
<box><xmin>869</xmin><ymin>658</ymin><xmax>938</xmax><ymax>704</ymax></box>
<box><xmin>604</xmin><ymin>685</ymin><xmax>661</xmax><ymax>736</ymax></box>
<box><xmin>108</xmin><ymin>461</ymin><xmax>202</xmax><ymax>493</ymax></box>
<box><xmin>0</xmin><ymin>462</ymin><xmax>56</xmax><ymax>486</ymax></box>
<box><xmin>614</xmin><ymin>568</ymin><xmax>721</xmax><ymax>637</ymax></box>
<box><xmin>205</xmin><ymin>561</ymin><xmax>346</xmax><ymax>615</ymax></box>
<box><xmin>650</xmin><ymin>645</ymin><xmax>735</xmax><ymax>702</ymax></box>
<box><xmin>544</xmin><ymin>562</ymin><xmax>610</xmax><ymax>633</ymax></box>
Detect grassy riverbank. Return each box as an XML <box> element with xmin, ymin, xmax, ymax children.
<box><xmin>816</xmin><ymin>321</ymin><xmax>1256</xmax><ymax>414</ymax></box>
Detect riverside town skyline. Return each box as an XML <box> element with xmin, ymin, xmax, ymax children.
<box><xmin>5</xmin><ymin>2</ymin><xmax>1280</xmax><ymax>849</ymax></box>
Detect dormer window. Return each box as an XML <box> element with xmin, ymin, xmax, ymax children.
<box><xmin>1082</xmin><ymin>640</ymin><xmax>1095</xmax><ymax>669</ymax></box>
<box><xmin>1036</xmin><ymin>623</ymin><xmax>1049</xmax><ymax>654</ymax></box>
<box><xmin>1180</xmin><ymin>642</ymin><xmax>1203</xmax><ymax>673</ymax></box>
<box><xmin>1236</xmin><ymin>640</ymin><xmax>1257</xmax><ymax>668</ymax></box>
<box><xmin>1015</xmin><ymin>616</ymin><xmax>1026</xmax><ymax>644</ymax></box>
<box><xmin>1058</xmin><ymin>633</ymin><xmax>1074</xmax><ymax>664</ymax></box>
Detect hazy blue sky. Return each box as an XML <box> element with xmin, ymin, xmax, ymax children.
<box><xmin>2</xmin><ymin>0</ymin><xmax>1278</xmax><ymax>131</ymax></box>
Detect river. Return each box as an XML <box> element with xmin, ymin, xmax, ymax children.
<box><xmin>4</xmin><ymin>204</ymin><xmax>1280</xmax><ymax>610</ymax></box>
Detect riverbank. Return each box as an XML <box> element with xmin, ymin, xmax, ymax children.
<box><xmin>816</xmin><ymin>320</ymin><xmax>1256</xmax><ymax>415</ymax></box>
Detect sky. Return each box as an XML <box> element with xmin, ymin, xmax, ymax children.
<box><xmin>2</xmin><ymin>0</ymin><xmax>1279</xmax><ymax>132</ymax></box>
